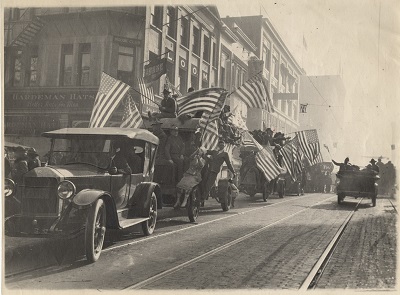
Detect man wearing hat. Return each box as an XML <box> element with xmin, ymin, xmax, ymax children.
<box><xmin>369</xmin><ymin>158</ymin><xmax>379</xmax><ymax>173</ymax></box>
<box><xmin>12</xmin><ymin>146</ymin><xmax>29</xmax><ymax>184</ymax></box>
<box><xmin>151</xmin><ymin>119</ymin><xmax>167</xmax><ymax>159</ymax></box>
<box><xmin>165</xmin><ymin>124</ymin><xmax>185</xmax><ymax>182</ymax></box>
<box><xmin>27</xmin><ymin>148</ymin><xmax>41</xmax><ymax>171</ymax></box>
<box><xmin>149</xmin><ymin>88</ymin><xmax>177</xmax><ymax>119</ymax></box>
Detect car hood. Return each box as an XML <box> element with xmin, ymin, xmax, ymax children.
<box><xmin>25</xmin><ymin>164</ymin><xmax>106</xmax><ymax>179</ymax></box>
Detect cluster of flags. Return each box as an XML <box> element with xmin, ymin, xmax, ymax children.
<box><xmin>278</xmin><ymin>129</ymin><xmax>323</xmax><ymax>180</ymax></box>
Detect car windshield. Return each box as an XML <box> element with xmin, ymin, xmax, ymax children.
<box><xmin>48</xmin><ymin>138</ymin><xmax>111</xmax><ymax>169</ymax></box>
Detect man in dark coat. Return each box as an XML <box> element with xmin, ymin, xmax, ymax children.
<box><xmin>27</xmin><ymin>148</ymin><xmax>41</xmax><ymax>170</ymax></box>
<box><xmin>12</xmin><ymin>146</ymin><xmax>29</xmax><ymax>184</ymax></box>
<box><xmin>149</xmin><ymin>89</ymin><xmax>177</xmax><ymax>119</ymax></box>
<box><xmin>165</xmin><ymin>125</ymin><xmax>185</xmax><ymax>182</ymax></box>
<box><xmin>111</xmin><ymin>144</ymin><xmax>132</xmax><ymax>175</ymax></box>
<box><xmin>369</xmin><ymin>158</ymin><xmax>379</xmax><ymax>173</ymax></box>
<box><xmin>151</xmin><ymin>119</ymin><xmax>167</xmax><ymax>159</ymax></box>
<box><xmin>332</xmin><ymin>157</ymin><xmax>352</xmax><ymax>172</ymax></box>
<box><xmin>201</xmin><ymin>140</ymin><xmax>236</xmax><ymax>200</ymax></box>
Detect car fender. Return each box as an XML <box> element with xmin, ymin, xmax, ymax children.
<box><xmin>72</xmin><ymin>189</ymin><xmax>120</xmax><ymax>229</ymax></box>
<box><xmin>128</xmin><ymin>182</ymin><xmax>162</xmax><ymax>217</ymax></box>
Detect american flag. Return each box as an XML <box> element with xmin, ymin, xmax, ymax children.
<box><xmin>224</xmin><ymin>143</ymin><xmax>235</xmax><ymax>157</ymax></box>
<box><xmin>234</xmin><ymin>73</ymin><xmax>274</xmax><ymax>112</ymax></box>
<box><xmin>296</xmin><ymin>129</ymin><xmax>322</xmax><ymax>166</ymax></box>
<box><xmin>243</xmin><ymin>131</ymin><xmax>281</xmax><ymax>181</ymax></box>
<box><xmin>120</xmin><ymin>92</ymin><xmax>143</xmax><ymax>128</ymax></box>
<box><xmin>165</xmin><ymin>75</ymin><xmax>182</xmax><ymax>97</ymax></box>
<box><xmin>280</xmin><ymin>136</ymin><xmax>303</xmax><ymax>180</ymax></box>
<box><xmin>227</xmin><ymin>106</ymin><xmax>248</xmax><ymax>130</ymax></box>
<box><xmin>176</xmin><ymin>88</ymin><xmax>227</xmax><ymax>118</ymax></box>
<box><xmin>138</xmin><ymin>77</ymin><xmax>156</xmax><ymax>108</ymax></box>
<box><xmin>199</xmin><ymin>119</ymin><xmax>219</xmax><ymax>150</ymax></box>
<box><xmin>89</xmin><ymin>72</ymin><xmax>130</xmax><ymax>128</ymax></box>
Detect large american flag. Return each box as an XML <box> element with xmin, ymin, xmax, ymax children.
<box><xmin>176</xmin><ymin>88</ymin><xmax>227</xmax><ymax>118</ymax></box>
<box><xmin>120</xmin><ymin>92</ymin><xmax>143</xmax><ymax>128</ymax></box>
<box><xmin>89</xmin><ymin>72</ymin><xmax>130</xmax><ymax>128</ymax></box>
<box><xmin>138</xmin><ymin>77</ymin><xmax>156</xmax><ymax>108</ymax></box>
<box><xmin>296</xmin><ymin>129</ymin><xmax>322</xmax><ymax>166</ymax></box>
<box><xmin>243</xmin><ymin>132</ymin><xmax>281</xmax><ymax>181</ymax></box>
<box><xmin>234</xmin><ymin>73</ymin><xmax>274</xmax><ymax>112</ymax></box>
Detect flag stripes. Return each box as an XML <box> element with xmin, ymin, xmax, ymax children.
<box><xmin>165</xmin><ymin>76</ymin><xmax>182</xmax><ymax>97</ymax></box>
<box><xmin>280</xmin><ymin>137</ymin><xmax>302</xmax><ymax>180</ymax></box>
<box><xmin>200</xmin><ymin>120</ymin><xmax>219</xmax><ymax>150</ymax></box>
<box><xmin>89</xmin><ymin>72</ymin><xmax>130</xmax><ymax>128</ymax></box>
<box><xmin>176</xmin><ymin>88</ymin><xmax>227</xmax><ymax>117</ymax></box>
<box><xmin>120</xmin><ymin>92</ymin><xmax>143</xmax><ymax>128</ymax></box>
<box><xmin>234</xmin><ymin>74</ymin><xmax>274</xmax><ymax>112</ymax></box>
<box><xmin>296</xmin><ymin>129</ymin><xmax>321</xmax><ymax>166</ymax></box>
<box><xmin>138</xmin><ymin>77</ymin><xmax>156</xmax><ymax>108</ymax></box>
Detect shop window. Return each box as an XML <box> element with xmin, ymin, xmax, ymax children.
<box><xmin>180</xmin><ymin>16</ymin><xmax>189</xmax><ymax>48</ymax></box>
<box><xmin>78</xmin><ymin>43</ymin><xmax>91</xmax><ymax>86</ymax></box>
<box><xmin>117</xmin><ymin>45</ymin><xmax>135</xmax><ymax>86</ymax></box>
<box><xmin>192</xmin><ymin>26</ymin><xmax>200</xmax><ymax>56</ymax></box>
<box><xmin>151</xmin><ymin>6</ymin><xmax>163</xmax><ymax>30</ymax></box>
<box><xmin>166</xmin><ymin>6</ymin><xmax>176</xmax><ymax>39</ymax></box>
<box><xmin>60</xmin><ymin>44</ymin><xmax>73</xmax><ymax>86</ymax></box>
<box><xmin>203</xmin><ymin>35</ymin><xmax>210</xmax><ymax>62</ymax></box>
<box><xmin>26</xmin><ymin>47</ymin><xmax>38</xmax><ymax>86</ymax></box>
<box><xmin>12</xmin><ymin>49</ymin><xmax>23</xmax><ymax>86</ymax></box>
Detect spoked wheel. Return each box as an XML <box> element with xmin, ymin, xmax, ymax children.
<box><xmin>221</xmin><ymin>186</ymin><xmax>232</xmax><ymax>212</ymax></box>
<box><xmin>372</xmin><ymin>194</ymin><xmax>377</xmax><ymax>207</ymax></box>
<box><xmin>188</xmin><ymin>186</ymin><xmax>200</xmax><ymax>222</ymax></box>
<box><xmin>262</xmin><ymin>183</ymin><xmax>270</xmax><ymax>202</ymax></box>
<box><xmin>85</xmin><ymin>199</ymin><xmax>106</xmax><ymax>263</ymax></box>
<box><xmin>337</xmin><ymin>193</ymin><xmax>345</xmax><ymax>205</ymax></box>
<box><xmin>142</xmin><ymin>193</ymin><xmax>157</xmax><ymax>236</ymax></box>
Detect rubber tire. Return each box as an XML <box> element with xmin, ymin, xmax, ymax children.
<box><xmin>372</xmin><ymin>194</ymin><xmax>377</xmax><ymax>207</ymax></box>
<box><xmin>221</xmin><ymin>187</ymin><xmax>232</xmax><ymax>212</ymax></box>
<box><xmin>338</xmin><ymin>193</ymin><xmax>345</xmax><ymax>205</ymax></box>
<box><xmin>262</xmin><ymin>184</ymin><xmax>269</xmax><ymax>202</ymax></box>
<box><xmin>142</xmin><ymin>193</ymin><xmax>157</xmax><ymax>236</ymax></box>
<box><xmin>188</xmin><ymin>186</ymin><xmax>200</xmax><ymax>222</ymax></box>
<box><xmin>85</xmin><ymin>199</ymin><xmax>106</xmax><ymax>263</ymax></box>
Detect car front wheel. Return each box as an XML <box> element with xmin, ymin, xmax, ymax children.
<box><xmin>142</xmin><ymin>193</ymin><xmax>157</xmax><ymax>236</ymax></box>
<box><xmin>85</xmin><ymin>198</ymin><xmax>106</xmax><ymax>263</ymax></box>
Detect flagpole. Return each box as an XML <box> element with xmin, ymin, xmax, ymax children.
<box><xmin>130</xmin><ymin>87</ymin><xmax>161</xmax><ymax>107</ymax></box>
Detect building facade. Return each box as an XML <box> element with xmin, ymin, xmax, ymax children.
<box><xmin>223</xmin><ymin>16</ymin><xmax>304</xmax><ymax>134</ymax></box>
<box><xmin>4</xmin><ymin>7</ymin><xmax>303</xmax><ymax>157</ymax></box>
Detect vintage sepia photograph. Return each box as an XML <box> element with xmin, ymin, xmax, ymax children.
<box><xmin>2</xmin><ymin>0</ymin><xmax>399</xmax><ymax>293</ymax></box>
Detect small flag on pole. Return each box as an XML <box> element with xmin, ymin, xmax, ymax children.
<box><xmin>300</xmin><ymin>104</ymin><xmax>308</xmax><ymax>113</ymax></box>
<box><xmin>138</xmin><ymin>77</ymin><xmax>156</xmax><ymax>108</ymax></box>
<box><xmin>89</xmin><ymin>72</ymin><xmax>130</xmax><ymax>128</ymax></box>
<box><xmin>120</xmin><ymin>92</ymin><xmax>143</xmax><ymax>128</ymax></box>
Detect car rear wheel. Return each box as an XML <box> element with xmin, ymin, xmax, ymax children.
<box><xmin>188</xmin><ymin>186</ymin><xmax>200</xmax><ymax>222</ymax></box>
<box><xmin>142</xmin><ymin>193</ymin><xmax>157</xmax><ymax>236</ymax></box>
<box><xmin>85</xmin><ymin>199</ymin><xmax>106</xmax><ymax>263</ymax></box>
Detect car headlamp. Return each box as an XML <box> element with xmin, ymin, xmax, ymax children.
<box><xmin>57</xmin><ymin>180</ymin><xmax>76</xmax><ymax>200</ymax></box>
<box><xmin>4</xmin><ymin>178</ymin><xmax>15</xmax><ymax>197</ymax></box>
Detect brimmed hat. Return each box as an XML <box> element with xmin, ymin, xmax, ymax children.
<box><xmin>370</xmin><ymin>158</ymin><xmax>377</xmax><ymax>164</ymax></box>
<box><xmin>27</xmin><ymin>148</ymin><xmax>39</xmax><ymax>156</ymax></box>
<box><xmin>163</xmin><ymin>88</ymin><xmax>171</xmax><ymax>95</ymax></box>
<box><xmin>151</xmin><ymin>119</ymin><xmax>162</xmax><ymax>126</ymax></box>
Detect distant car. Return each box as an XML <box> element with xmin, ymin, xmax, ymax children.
<box><xmin>4</xmin><ymin>128</ymin><xmax>161</xmax><ymax>262</ymax></box>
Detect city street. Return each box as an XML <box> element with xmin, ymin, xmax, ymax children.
<box><xmin>5</xmin><ymin>192</ymin><xmax>396</xmax><ymax>290</ymax></box>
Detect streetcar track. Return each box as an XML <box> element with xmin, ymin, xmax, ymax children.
<box><xmin>299</xmin><ymin>198</ymin><xmax>364</xmax><ymax>290</ymax></box>
<box><xmin>103</xmin><ymin>193</ymin><xmax>317</xmax><ymax>253</ymax></box>
<box><xmin>387</xmin><ymin>198</ymin><xmax>397</xmax><ymax>214</ymax></box>
<box><xmin>123</xmin><ymin>195</ymin><xmax>336</xmax><ymax>290</ymax></box>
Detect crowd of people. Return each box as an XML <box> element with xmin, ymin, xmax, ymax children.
<box><xmin>5</xmin><ymin>146</ymin><xmax>41</xmax><ymax>185</ymax></box>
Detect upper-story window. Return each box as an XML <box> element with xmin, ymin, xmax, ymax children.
<box><xmin>117</xmin><ymin>45</ymin><xmax>135</xmax><ymax>86</ymax></box>
<box><xmin>180</xmin><ymin>16</ymin><xmax>189</xmax><ymax>48</ymax></box>
<box><xmin>151</xmin><ymin>6</ymin><xmax>163</xmax><ymax>30</ymax></box>
<box><xmin>212</xmin><ymin>42</ymin><xmax>217</xmax><ymax>67</ymax></box>
<box><xmin>78</xmin><ymin>43</ymin><xmax>91</xmax><ymax>86</ymax></box>
<box><xmin>192</xmin><ymin>26</ymin><xmax>200</xmax><ymax>56</ymax></box>
<box><xmin>60</xmin><ymin>44</ymin><xmax>73</xmax><ymax>86</ymax></box>
<box><xmin>166</xmin><ymin>6</ymin><xmax>176</xmax><ymax>39</ymax></box>
<box><xmin>26</xmin><ymin>46</ymin><xmax>38</xmax><ymax>86</ymax></box>
<box><xmin>203</xmin><ymin>35</ymin><xmax>210</xmax><ymax>62</ymax></box>
<box><xmin>272</xmin><ymin>56</ymin><xmax>279</xmax><ymax>79</ymax></box>
<box><xmin>12</xmin><ymin>49</ymin><xmax>23</xmax><ymax>86</ymax></box>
